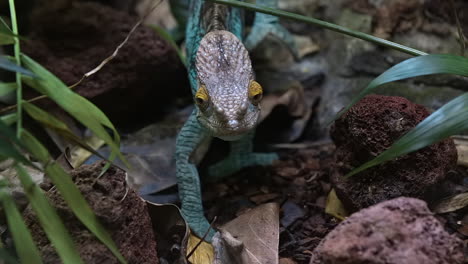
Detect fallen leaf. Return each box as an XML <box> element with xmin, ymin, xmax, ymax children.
<box><xmin>187</xmin><ymin>234</ymin><xmax>214</xmax><ymax>264</ymax></box>
<box><xmin>325</xmin><ymin>189</ymin><xmax>349</xmax><ymax>220</ymax></box>
<box><xmin>453</xmin><ymin>136</ymin><xmax>468</xmax><ymax>167</ymax></box>
<box><xmin>432</xmin><ymin>192</ymin><xmax>468</xmax><ymax>214</ymax></box>
<box><xmin>249</xmin><ymin>193</ymin><xmax>279</xmax><ymax>204</ymax></box>
<box><xmin>279</xmin><ymin>258</ymin><xmax>297</xmax><ymax>264</ymax></box>
<box><xmin>219</xmin><ymin>203</ymin><xmax>280</xmax><ymax>264</ymax></box>
<box><xmin>281</xmin><ymin>201</ymin><xmax>305</xmax><ymax>228</ymax></box>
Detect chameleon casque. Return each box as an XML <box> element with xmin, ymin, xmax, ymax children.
<box><xmin>175</xmin><ymin>0</ymin><xmax>295</xmax><ymax>240</ymax></box>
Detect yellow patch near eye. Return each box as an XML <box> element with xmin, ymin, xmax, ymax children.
<box><xmin>249</xmin><ymin>81</ymin><xmax>263</xmax><ymax>104</ymax></box>
<box><xmin>195</xmin><ymin>85</ymin><xmax>209</xmax><ymax>108</ymax></box>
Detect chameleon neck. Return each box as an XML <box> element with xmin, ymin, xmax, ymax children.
<box><xmin>186</xmin><ymin>0</ymin><xmax>244</xmax><ymax>95</ymax></box>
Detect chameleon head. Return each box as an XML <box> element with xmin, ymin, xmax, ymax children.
<box><xmin>194</xmin><ymin>30</ymin><xmax>263</xmax><ymax>140</ymax></box>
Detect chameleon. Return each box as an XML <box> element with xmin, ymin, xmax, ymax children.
<box><xmin>175</xmin><ymin>0</ymin><xmax>296</xmax><ymax>241</ymax></box>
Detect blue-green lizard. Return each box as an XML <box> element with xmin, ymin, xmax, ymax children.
<box><xmin>175</xmin><ymin>0</ymin><xmax>295</xmax><ymax>241</ymax></box>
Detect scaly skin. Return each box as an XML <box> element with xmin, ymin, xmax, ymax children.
<box><xmin>176</xmin><ymin>0</ymin><xmax>295</xmax><ymax>241</ymax></box>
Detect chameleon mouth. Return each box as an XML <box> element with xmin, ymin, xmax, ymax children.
<box><xmin>199</xmin><ymin>111</ymin><xmax>259</xmax><ymax>138</ymax></box>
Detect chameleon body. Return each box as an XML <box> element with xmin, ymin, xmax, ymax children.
<box><xmin>175</xmin><ymin>0</ymin><xmax>295</xmax><ymax>240</ymax></box>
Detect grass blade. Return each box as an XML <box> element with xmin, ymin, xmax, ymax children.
<box><xmin>15</xmin><ymin>163</ymin><xmax>84</xmax><ymax>264</ymax></box>
<box><xmin>0</xmin><ymin>82</ymin><xmax>16</xmax><ymax>97</ymax></box>
<box><xmin>336</xmin><ymin>54</ymin><xmax>468</xmax><ymax>120</ymax></box>
<box><xmin>0</xmin><ymin>188</ymin><xmax>42</xmax><ymax>264</ymax></box>
<box><xmin>0</xmin><ymin>113</ymin><xmax>17</xmax><ymax>125</ymax></box>
<box><xmin>210</xmin><ymin>0</ymin><xmax>427</xmax><ymax>57</ymax></box>
<box><xmin>346</xmin><ymin>92</ymin><xmax>468</xmax><ymax>177</ymax></box>
<box><xmin>20</xmin><ymin>54</ymin><xmax>127</xmax><ymax>166</ymax></box>
<box><xmin>20</xmin><ymin>130</ymin><xmax>127</xmax><ymax>264</ymax></box>
<box><xmin>0</xmin><ymin>16</ymin><xmax>15</xmax><ymax>45</ymax></box>
<box><xmin>0</xmin><ymin>119</ymin><xmax>30</xmax><ymax>165</ymax></box>
<box><xmin>23</xmin><ymin>102</ymin><xmax>116</xmax><ymax>166</ymax></box>
<box><xmin>0</xmin><ymin>248</ymin><xmax>19</xmax><ymax>264</ymax></box>
<box><xmin>0</xmin><ymin>56</ymin><xmax>35</xmax><ymax>77</ymax></box>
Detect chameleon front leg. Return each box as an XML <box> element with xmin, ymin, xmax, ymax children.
<box><xmin>176</xmin><ymin>111</ymin><xmax>216</xmax><ymax>240</ymax></box>
<box><xmin>244</xmin><ymin>0</ymin><xmax>298</xmax><ymax>57</ymax></box>
<box><xmin>207</xmin><ymin>130</ymin><xmax>278</xmax><ymax>181</ymax></box>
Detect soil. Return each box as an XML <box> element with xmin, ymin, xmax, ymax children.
<box><xmin>201</xmin><ymin>139</ymin><xmax>468</xmax><ymax>263</ymax></box>
<box><xmin>21</xmin><ymin>1</ymin><xmax>188</xmax><ymax>129</ymax></box>
<box><xmin>22</xmin><ymin>161</ymin><xmax>159</xmax><ymax>264</ymax></box>
<box><xmin>7</xmin><ymin>0</ymin><xmax>468</xmax><ymax>263</ymax></box>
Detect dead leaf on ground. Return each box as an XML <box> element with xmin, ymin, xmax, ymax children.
<box><xmin>325</xmin><ymin>189</ymin><xmax>349</xmax><ymax>220</ymax></box>
<box><xmin>431</xmin><ymin>192</ymin><xmax>468</xmax><ymax>214</ymax></box>
<box><xmin>453</xmin><ymin>136</ymin><xmax>468</xmax><ymax>167</ymax></box>
<box><xmin>187</xmin><ymin>234</ymin><xmax>214</xmax><ymax>264</ymax></box>
<box><xmin>218</xmin><ymin>203</ymin><xmax>280</xmax><ymax>264</ymax></box>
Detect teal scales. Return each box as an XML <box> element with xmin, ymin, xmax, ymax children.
<box><xmin>175</xmin><ymin>0</ymin><xmax>295</xmax><ymax>240</ymax></box>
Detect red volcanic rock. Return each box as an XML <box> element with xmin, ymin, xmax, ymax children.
<box><xmin>23</xmin><ymin>161</ymin><xmax>158</xmax><ymax>263</ymax></box>
<box><xmin>330</xmin><ymin>95</ymin><xmax>457</xmax><ymax>210</ymax></box>
<box><xmin>309</xmin><ymin>197</ymin><xmax>464</xmax><ymax>264</ymax></box>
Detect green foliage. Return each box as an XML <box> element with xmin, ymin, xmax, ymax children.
<box><xmin>15</xmin><ymin>163</ymin><xmax>84</xmax><ymax>264</ymax></box>
<box><xmin>0</xmin><ymin>57</ymin><xmax>35</xmax><ymax>77</ymax></box>
<box><xmin>21</xmin><ymin>130</ymin><xmax>127</xmax><ymax>264</ymax></box>
<box><xmin>21</xmin><ymin>55</ymin><xmax>127</xmax><ymax>166</ymax></box>
<box><xmin>0</xmin><ymin>17</ymin><xmax>15</xmax><ymax>45</ymax></box>
<box><xmin>0</xmin><ymin>187</ymin><xmax>42</xmax><ymax>264</ymax></box>
<box><xmin>0</xmin><ymin>82</ymin><xmax>16</xmax><ymax>97</ymax></box>
<box><xmin>0</xmin><ymin>1</ymin><xmax>127</xmax><ymax>262</ymax></box>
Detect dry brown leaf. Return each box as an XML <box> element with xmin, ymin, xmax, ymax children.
<box><xmin>219</xmin><ymin>203</ymin><xmax>280</xmax><ymax>264</ymax></box>
<box><xmin>432</xmin><ymin>192</ymin><xmax>468</xmax><ymax>214</ymax></box>
<box><xmin>187</xmin><ymin>234</ymin><xmax>214</xmax><ymax>264</ymax></box>
<box><xmin>453</xmin><ymin>136</ymin><xmax>468</xmax><ymax>167</ymax></box>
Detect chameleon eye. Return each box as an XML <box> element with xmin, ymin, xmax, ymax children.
<box><xmin>249</xmin><ymin>80</ymin><xmax>263</xmax><ymax>105</ymax></box>
<box><xmin>195</xmin><ymin>84</ymin><xmax>209</xmax><ymax>109</ymax></box>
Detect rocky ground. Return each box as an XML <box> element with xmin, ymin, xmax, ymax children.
<box><xmin>2</xmin><ymin>0</ymin><xmax>468</xmax><ymax>263</ymax></box>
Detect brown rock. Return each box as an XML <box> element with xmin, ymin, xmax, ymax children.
<box><xmin>309</xmin><ymin>197</ymin><xmax>464</xmax><ymax>264</ymax></box>
<box><xmin>23</xmin><ymin>161</ymin><xmax>158</xmax><ymax>263</ymax></box>
<box><xmin>22</xmin><ymin>1</ymin><xmax>187</xmax><ymax>127</ymax></box>
<box><xmin>330</xmin><ymin>94</ymin><xmax>457</xmax><ymax>210</ymax></box>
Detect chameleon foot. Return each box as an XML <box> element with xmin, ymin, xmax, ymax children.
<box><xmin>244</xmin><ymin>0</ymin><xmax>298</xmax><ymax>57</ymax></box>
<box><xmin>182</xmin><ymin>207</ymin><xmax>216</xmax><ymax>241</ymax></box>
<box><xmin>207</xmin><ymin>152</ymin><xmax>278</xmax><ymax>181</ymax></box>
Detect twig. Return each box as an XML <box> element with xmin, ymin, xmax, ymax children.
<box><xmin>186</xmin><ymin>216</ymin><xmax>217</xmax><ymax>260</ymax></box>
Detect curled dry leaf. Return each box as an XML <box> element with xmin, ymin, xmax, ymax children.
<box><xmin>432</xmin><ymin>192</ymin><xmax>468</xmax><ymax>214</ymax></box>
<box><xmin>453</xmin><ymin>136</ymin><xmax>468</xmax><ymax>167</ymax></box>
<box><xmin>218</xmin><ymin>203</ymin><xmax>280</xmax><ymax>264</ymax></box>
